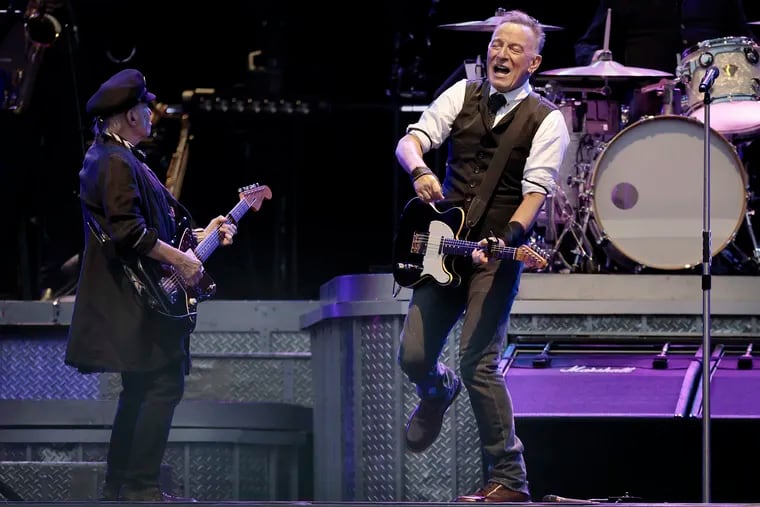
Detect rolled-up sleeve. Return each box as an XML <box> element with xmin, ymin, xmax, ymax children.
<box><xmin>405</xmin><ymin>79</ymin><xmax>466</xmax><ymax>152</ymax></box>
<box><xmin>522</xmin><ymin>109</ymin><xmax>570</xmax><ymax>196</ymax></box>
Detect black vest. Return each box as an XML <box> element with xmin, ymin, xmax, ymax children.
<box><xmin>441</xmin><ymin>79</ymin><xmax>556</xmax><ymax>239</ymax></box>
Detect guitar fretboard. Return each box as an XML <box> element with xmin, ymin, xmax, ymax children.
<box><xmin>194</xmin><ymin>198</ymin><xmax>253</xmax><ymax>262</ymax></box>
<box><xmin>440</xmin><ymin>237</ymin><xmax>519</xmax><ymax>260</ymax></box>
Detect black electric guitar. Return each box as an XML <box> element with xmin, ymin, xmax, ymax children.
<box><xmin>392</xmin><ymin>197</ymin><xmax>548</xmax><ymax>288</ymax></box>
<box><xmin>123</xmin><ymin>183</ymin><xmax>272</xmax><ymax>330</ymax></box>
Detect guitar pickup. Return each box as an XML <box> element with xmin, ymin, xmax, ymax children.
<box><xmin>395</xmin><ymin>263</ymin><xmax>422</xmax><ymax>273</ymax></box>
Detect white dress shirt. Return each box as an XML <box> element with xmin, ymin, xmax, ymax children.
<box><xmin>406</xmin><ymin>79</ymin><xmax>570</xmax><ymax>196</ymax></box>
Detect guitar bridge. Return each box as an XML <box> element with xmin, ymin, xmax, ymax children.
<box><xmin>410</xmin><ymin>232</ymin><xmax>428</xmax><ymax>255</ymax></box>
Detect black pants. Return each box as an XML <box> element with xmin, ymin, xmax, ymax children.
<box><xmin>105</xmin><ymin>359</ymin><xmax>185</xmax><ymax>490</ymax></box>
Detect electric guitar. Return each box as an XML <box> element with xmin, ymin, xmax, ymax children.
<box><xmin>392</xmin><ymin>197</ymin><xmax>548</xmax><ymax>288</ymax></box>
<box><xmin>123</xmin><ymin>183</ymin><xmax>272</xmax><ymax>330</ymax></box>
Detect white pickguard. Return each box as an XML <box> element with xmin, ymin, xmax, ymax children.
<box><xmin>422</xmin><ymin>220</ymin><xmax>456</xmax><ymax>285</ymax></box>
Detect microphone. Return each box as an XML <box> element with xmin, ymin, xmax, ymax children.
<box><xmin>698</xmin><ymin>66</ymin><xmax>719</xmax><ymax>93</ymax></box>
<box><xmin>542</xmin><ymin>494</ymin><xmax>597</xmax><ymax>503</ymax></box>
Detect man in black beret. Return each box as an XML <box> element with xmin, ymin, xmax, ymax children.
<box><xmin>65</xmin><ymin>68</ymin><xmax>237</xmax><ymax>502</ymax></box>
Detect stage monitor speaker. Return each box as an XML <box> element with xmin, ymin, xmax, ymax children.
<box><xmin>502</xmin><ymin>340</ymin><xmax>703</xmax><ymax>418</ymax></box>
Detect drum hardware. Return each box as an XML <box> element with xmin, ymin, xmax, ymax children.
<box><xmin>742</xmin><ymin>208</ymin><xmax>760</xmax><ymax>267</ymax></box>
<box><xmin>538</xmin><ymin>50</ymin><xmax>673</xmax><ymax>79</ymax></box>
<box><xmin>438</xmin><ymin>7</ymin><xmax>564</xmax><ymax>32</ymax></box>
<box><xmin>638</xmin><ymin>78</ymin><xmax>682</xmax><ymax>115</ymax></box>
<box><xmin>541</xmin><ymin>115</ymin><xmax>750</xmax><ymax>274</ymax></box>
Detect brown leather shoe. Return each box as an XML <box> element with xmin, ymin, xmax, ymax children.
<box><xmin>455</xmin><ymin>482</ymin><xmax>531</xmax><ymax>502</ymax></box>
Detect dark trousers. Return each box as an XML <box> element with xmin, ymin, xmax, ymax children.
<box><xmin>105</xmin><ymin>359</ymin><xmax>185</xmax><ymax>490</ymax></box>
<box><xmin>398</xmin><ymin>258</ymin><xmax>528</xmax><ymax>494</ymax></box>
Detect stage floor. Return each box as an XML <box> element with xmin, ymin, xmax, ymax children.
<box><xmin>2</xmin><ymin>502</ymin><xmax>756</xmax><ymax>506</ymax></box>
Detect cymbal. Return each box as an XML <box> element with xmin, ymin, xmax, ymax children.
<box><xmin>539</xmin><ymin>60</ymin><xmax>673</xmax><ymax>79</ymax></box>
<box><xmin>438</xmin><ymin>15</ymin><xmax>563</xmax><ymax>32</ymax></box>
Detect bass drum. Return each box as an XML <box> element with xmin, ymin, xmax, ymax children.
<box><xmin>589</xmin><ymin>115</ymin><xmax>748</xmax><ymax>271</ymax></box>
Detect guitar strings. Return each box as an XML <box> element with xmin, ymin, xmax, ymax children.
<box><xmin>161</xmin><ymin>195</ymin><xmax>260</xmax><ymax>292</ymax></box>
<box><xmin>414</xmin><ymin>232</ymin><xmax>521</xmax><ymax>256</ymax></box>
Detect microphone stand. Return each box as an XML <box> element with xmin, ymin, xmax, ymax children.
<box><xmin>700</xmin><ymin>82</ymin><xmax>713</xmax><ymax>504</ymax></box>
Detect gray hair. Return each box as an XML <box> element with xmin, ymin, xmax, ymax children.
<box><xmin>91</xmin><ymin>106</ymin><xmax>131</xmax><ymax>138</ymax></box>
<box><xmin>494</xmin><ymin>10</ymin><xmax>546</xmax><ymax>53</ymax></box>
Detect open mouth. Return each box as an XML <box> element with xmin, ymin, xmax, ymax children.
<box><xmin>493</xmin><ymin>64</ymin><xmax>511</xmax><ymax>76</ymax></box>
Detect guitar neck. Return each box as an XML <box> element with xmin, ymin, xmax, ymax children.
<box><xmin>193</xmin><ymin>198</ymin><xmax>250</xmax><ymax>262</ymax></box>
<box><xmin>441</xmin><ymin>238</ymin><xmax>520</xmax><ymax>261</ymax></box>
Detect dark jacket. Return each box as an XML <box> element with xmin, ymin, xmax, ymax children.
<box><xmin>65</xmin><ymin>138</ymin><xmax>190</xmax><ymax>374</ymax></box>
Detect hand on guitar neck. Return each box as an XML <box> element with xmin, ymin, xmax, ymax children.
<box><xmin>392</xmin><ymin>197</ymin><xmax>549</xmax><ymax>288</ymax></box>
<box><xmin>124</xmin><ymin>184</ymin><xmax>271</xmax><ymax>328</ymax></box>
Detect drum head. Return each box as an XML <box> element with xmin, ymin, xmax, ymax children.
<box><xmin>590</xmin><ymin>115</ymin><xmax>747</xmax><ymax>270</ymax></box>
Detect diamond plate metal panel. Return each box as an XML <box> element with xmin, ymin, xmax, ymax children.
<box><xmin>360</xmin><ymin>317</ymin><xmax>397</xmax><ymax>501</ymax></box>
<box><xmin>271</xmin><ymin>331</ymin><xmax>311</xmax><ymax>352</ymax></box>
<box><xmin>32</xmin><ymin>443</ymin><xmax>79</xmax><ymax>462</ymax></box>
<box><xmin>186</xmin><ymin>443</ymin><xmax>235</xmax><ymax>500</ymax></box>
<box><xmin>1</xmin><ymin>441</ymin><xmax>298</xmax><ymax>501</ymax></box>
<box><xmin>190</xmin><ymin>331</ymin><xmax>310</xmax><ymax>355</ymax></box>
<box><xmin>712</xmin><ymin>316</ymin><xmax>756</xmax><ymax>336</ymax></box>
<box><xmin>0</xmin><ymin>461</ymin><xmax>105</xmax><ymax>501</ymax></box>
<box><xmin>520</xmin><ymin>315</ymin><xmax>590</xmax><ymax>335</ymax></box>
<box><xmin>591</xmin><ymin>315</ymin><xmax>645</xmax><ymax>335</ymax></box>
<box><xmin>0</xmin><ymin>337</ymin><xmax>99</xmax><ymax>400</ymax></box>
<box><xmin>81</xmin><ymin>444</ymin><xmax>108</xmax><ymax>463</ymax></box>
<box><xmin>190</xmin><ymin>331</ymin><xmax>267</xmax><ymax>354</ymax></box>
<box><xmin>239</xmin><ymin>444</ymin><xmax>270</xmax><ymax>499</ymax></box>
<box><xmin>97</xmin><ymin>357</ymin><xmax>313</xmax><ymax>405</ymax></box>
<box><xmin>642</xmin><ymin>315</ymin><xmax>699</xmax><ymax>335</ymax></box>
<box><xmin>0</xmin><ymin>444</ymin><xmax>27</xmax><ymax>461</ymax></box>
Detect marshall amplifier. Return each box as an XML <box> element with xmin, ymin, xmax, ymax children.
<box><xmin>502</xmin><ymin>340</ymin><xmax>703</xmax><ymax>418</ymax></box>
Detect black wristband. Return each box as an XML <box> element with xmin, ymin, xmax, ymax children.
<box><xmin>502</xmin><ymin>221</ymin><xmax>526</xmax><ymax>247</ymax></box>
<box><xmin>410</xmin><ymin>166</ymin><xmax>434</xmax><ymax>182</ymax></box>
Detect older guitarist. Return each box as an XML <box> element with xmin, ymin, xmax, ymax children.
<box><xmin>65</xmin><ymin>69</ymin><xmax>236</xmax><ymax>502</ymax></box>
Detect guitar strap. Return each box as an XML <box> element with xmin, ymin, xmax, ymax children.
<box><xmin>465</xmin><ymin>91</ymin><xmax>542</xmax><ymax>229</ymax></box>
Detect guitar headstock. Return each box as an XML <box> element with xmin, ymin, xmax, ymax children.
<box><xmin>515</xmin><ymin>244</ymin><xmax>549</xmax><ymax>270</ymax></box>
<box><xmin>238</xmin><ymin>183</ymin><xmax>273</xmax><ymax>211</ymax></box>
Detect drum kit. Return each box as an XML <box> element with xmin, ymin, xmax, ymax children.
<box><xmin>439</xmin><ymin>9</ymin><xmax>760</xmax><ymax>275</ymax></box>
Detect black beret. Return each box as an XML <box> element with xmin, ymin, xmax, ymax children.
<box><xmin>86</xmin><ymin>68</ymin><xmax>157</xmax><ymax>118</ymax></box>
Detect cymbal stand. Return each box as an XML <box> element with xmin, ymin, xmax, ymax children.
<box><xmin>743</xmin><ymin>207</ymin><xmax>760</xmax><ymax>265</ymax></box>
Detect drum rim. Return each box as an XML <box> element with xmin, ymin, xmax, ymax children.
<box><xmin>681</xmin><ymin>35</ymin><xmax>758</xmax><ymax>58</ymax></box>
<box><xmin>589</xmin><ymin>114</ymin><xmax>748</xmax><ymax>270</ymax></box>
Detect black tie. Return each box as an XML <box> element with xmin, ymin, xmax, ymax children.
<box><xmin>487</xmin><ymin>93</ymin><xmax>507</xmax><ymax>126</ymax></box>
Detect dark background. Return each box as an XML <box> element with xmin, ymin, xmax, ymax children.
<box><xmin>2</xmin><ymin>1</ymin><xmax>760</xmax><ymax>300</ymax></box>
